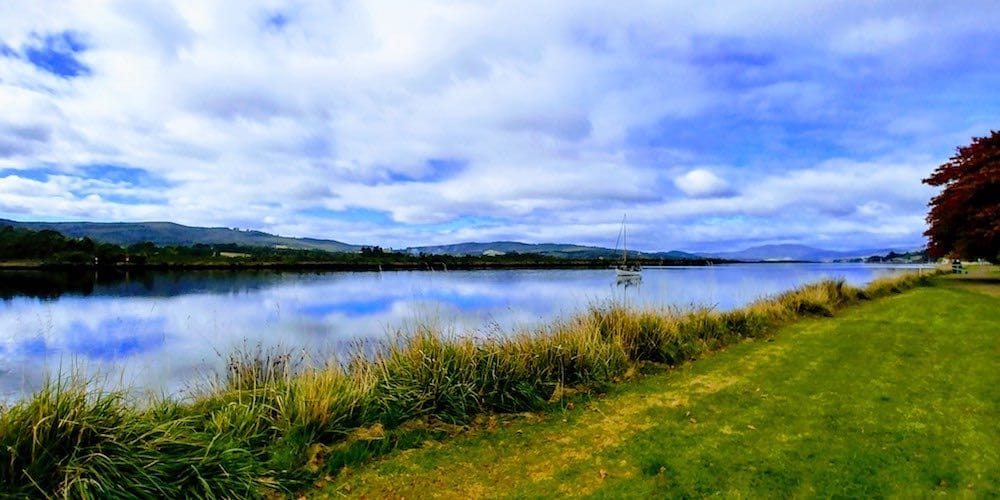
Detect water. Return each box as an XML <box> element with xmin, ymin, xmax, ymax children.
<box><xmin>0</xmin><ymin>263</ymin><xmax>929</xmax><ymax>402</ymax></box>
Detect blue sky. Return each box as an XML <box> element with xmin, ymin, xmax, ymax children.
<box><xmin>1</xmin><ymin>1</ymin><xmax>998</xmax><ymax>252</ymax></box>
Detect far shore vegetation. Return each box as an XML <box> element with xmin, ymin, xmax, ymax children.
<box><xmin>0</xmin><ymin>224</ymin><xmax>724</xmax><ymax>271</ymax></box>
<box><xmin>0</xmin><ymin>267</ymin><xmax>957</xmax><ymax>497</ymax></box>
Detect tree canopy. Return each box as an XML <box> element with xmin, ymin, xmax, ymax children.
<box><xmin>922</xmin><ymin>131</ymin><xmax>1000</xmax><ymax>260</ymax></box>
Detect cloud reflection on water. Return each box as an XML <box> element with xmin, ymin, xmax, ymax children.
<box><xmin>65</xmin><ymin>317</ymin><xmax>167</xmax><ymax>360</ymax></box>
<box><xmin>0</xmin><ymin>265</ymin><xmax>924</xmax><ymax>401</ymax></box>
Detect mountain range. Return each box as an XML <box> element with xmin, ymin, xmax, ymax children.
<box><xmin>404</xmin><ymin>241</ymin><xmax>701</xmax><ymax>260</ymax></box>
<box><xmin>0</xmin><ymin>219</ymin><xmax>914</xmax><ymax>262</ymax></box>
<box><xmin>699</xmin><ymin>244</ymin><xmax>913</xmax><ymax>262</ymax></box>
<box><xmin>0</xmin><ymin>219</ymin><xmax>359</xmax><ymax>253</ymax></box>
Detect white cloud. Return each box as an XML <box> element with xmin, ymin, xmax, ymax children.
<box><xmin>832</xmin><ymin>17</ymin><xmax>914</xmax><ymax>55</ymax></box>
<box><xmin>674</xmin><ymin>169</ymin><xmax>735</xmax><ymax>198</ymax></box>
<box><xmin>0</xmin><ymin>0</ymin><xmax>997</xmax><ymax>251</ymax></box>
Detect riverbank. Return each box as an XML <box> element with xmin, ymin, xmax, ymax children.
<box><xmin>0</xmin><ymin>257</ymin><xmax>729</xmax><ymax>272</ymax></box>
<box><xmin>0</xmin><ymin>269</ymin><xmax>952</xmax><ymax>496</ymax></box>
<box><xmin>318</xmin><ymin>266</ymin><xmax>999</xmax><ymax>497</ymax></box>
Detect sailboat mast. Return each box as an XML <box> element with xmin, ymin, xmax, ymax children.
<box><xmin>622</xmin><ymin>214</ymin><xmax>627</xmax><ymax>264</ymax></box>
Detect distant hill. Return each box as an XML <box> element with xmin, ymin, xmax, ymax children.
<box><xmin>6</xmin><ymin>219</ymin><xmax>908</xmax><ymax>262</ymax></box>
<box><xmin>0</xmin><ymin>219</ymin><xmax>360</xmax><ymax>253</ymax></box>
<box><xmin>700</xmin><ymin>244</ymin><xmax>912</xmax><ymax>262</ymax></box>
<box><xmin>405</xmin><ymin>241</ymin><xmax>701</xmax><ymax>260</ymax></box>
<box><xmin>0</xmin><ymin>219</ymin><xmax>704</xmax><ymax>259</ymax></box>
<box><xmin>836</xmin><ymin>249</ymin><xmax>930</xmax><ymax>264</ymax></box>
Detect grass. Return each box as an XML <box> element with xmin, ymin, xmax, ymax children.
<box><xmin>317</xmin><ymin>267</ymin><xmax>999</xmax><ymax>497</ymax></box>
<box><xmin>0</xmin><ymin>269</ymin><xmax>950</xmax><ymax>497</ymax></box>
<box><xmin>0</xmin><ymin>378</ymin><xmax>270</xmax><ymax>497</ymax></box>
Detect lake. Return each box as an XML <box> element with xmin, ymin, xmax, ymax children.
<box><xmin>0</xmin><ymin>263</ymin><xmax>930</xmax><ymax>402</ymax></box>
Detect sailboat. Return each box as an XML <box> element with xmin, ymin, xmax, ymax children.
<box><xmin>615</xmin><ymin>215</ymin><xmax>642</xmax><ymax>279</ymax></box>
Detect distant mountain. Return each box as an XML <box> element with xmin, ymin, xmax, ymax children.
<box><xmin>0</xmin><ymin>219</ymin><xmax>705</xmax><ymax>259</ymax></box>
<box><xmin>405</xmin><ymin>241</ymin><xmax>701</xmax><ymax>260</ymax></box>
<box><xmin>0</xmin><ymin>219</ymin><xmax>360</xmax><ymax>253</ymax></box>
<box><xmin>699</xmin><ymin>244</ymin><xmax>912</xmax><ymax>262</ymax></box>
<box><xmin>7</xmin><ymin>218</ymin><xmax>903</xmax><ymax>262</ymax></box>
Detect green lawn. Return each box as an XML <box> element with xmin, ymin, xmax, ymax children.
<box><xmin>316</xmin><ymin>271</ymin><xmax>1000</xmax><ymax>497</ymax></box>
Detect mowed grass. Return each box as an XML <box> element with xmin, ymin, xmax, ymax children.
<box><xmin>318</xmin><ymin>270</ymin><xmax>1000</xmax><ymax>498</ymax></box>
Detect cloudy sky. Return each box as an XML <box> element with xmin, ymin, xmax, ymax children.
<box><xmin>1</xmin><ymin>1</ymin><xmax>998</xmax><ymax>252</ymax></box>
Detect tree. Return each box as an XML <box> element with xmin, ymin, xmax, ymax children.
<box><xmin>923</xmin><ymin>130</ymin><xmax>1000</xmax><ymax>260</ymax></box>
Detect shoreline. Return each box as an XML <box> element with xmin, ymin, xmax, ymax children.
<box><xmin>0</xmin><ymin>259</ymin><xmax>935</xmax><ymax>272</ymax></box>
<box><xmin>0</xmin><ymin>270</ymin><xmax>944</xmax><ymax>497</ymax></box>
<box><xmin>0</xmin><ymin>258</ymin><xmax>727</xmax><ymax>272</ymax></box>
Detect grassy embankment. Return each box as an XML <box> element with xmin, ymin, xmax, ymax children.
<box><xmin>320</xmin><ymin>266</ymin><xmax>999</xmax><ymax>497</ymax></box>
<box><xmin>0</xmin><ymin>268</ymin><xmax>962</xmax><ymax>497</ymax></box>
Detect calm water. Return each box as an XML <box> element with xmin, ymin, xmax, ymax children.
<box><xmin>0</xmin><ymin>263</ymin><xmax>929</xmax><ymax>402</ymax></box>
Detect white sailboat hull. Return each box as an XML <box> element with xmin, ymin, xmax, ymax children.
<box><xmin>615</xmin><ymin>268</ymin><xmax>641</xmax><ymax>277</ymax></box>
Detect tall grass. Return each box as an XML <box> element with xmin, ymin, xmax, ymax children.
<box><xmin>0</xmin><ymin>271</ymin><xmax>939</xmax><ymax>497</ymax></box>
<box><xmin>0</xmin><ymin>376</ymin><xmax>271</xmax><ymax>497</ymax></box>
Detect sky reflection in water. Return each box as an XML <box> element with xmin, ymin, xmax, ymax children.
<box><xmin>0</xmin><ymin>264</ymin><xmax>926</xmax><ymax>402</ymax></box>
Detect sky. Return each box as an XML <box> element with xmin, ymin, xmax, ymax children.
<box><xmin>1</xmin><ymin>1</ymin><xmax>998</xmax><ymax>253</ymax></box>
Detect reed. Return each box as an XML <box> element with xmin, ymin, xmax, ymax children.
<box><xmin>0</xmin><ymin>376</ymin><xmax>272</xmax><ymax>497</ymax></box>
<box><xmin>0</xmin><ymin>270</ymin><xmax>939</xmax><ymax>496</ymax></box>
<box><xmin>864</xmin><ymin>271</ymin><xmax>930</xmax><ymax>298</ymax></box>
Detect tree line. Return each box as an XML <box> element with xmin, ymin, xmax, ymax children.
<box><xmin>0</xmin><ymin>226</ymin><xmax>122</xmax><ymax>264</ymax></box>
<box><xmin>0</xmin><ymin>225</ymin><xmax>583</xmax><ymax>268</ymax></box>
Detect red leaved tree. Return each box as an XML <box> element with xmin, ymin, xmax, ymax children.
<box><xmin>923</xmin><ymin>130</ymin><xmax>1000</xmax><ymax>260</ymax></box>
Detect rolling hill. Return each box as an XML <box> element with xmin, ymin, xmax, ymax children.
<box><xmin>405</xmin><ymin>241</ymin><xmax>702</xmax><ymax>260</ymax></box>
<box><xmin>700</xmin><ymin>244</ymin><xmax>912</xmax><ymax>262</ymax></box>
<box><xmin>0</xmin><ymin>219</ymin><xmax>360</xmax><ymax>253</ymax></box>
<box><xmin>0</xmin><ymin>219</ymin><xmax>704</xmax><ymax>260</ymax></box>
<box><xmin>1</xmin><ymin>219</ymin><xmax>914</xmax><ymax>262</ymax></box>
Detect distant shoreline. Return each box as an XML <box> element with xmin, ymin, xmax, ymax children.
<box><xmin>0</xmin><ymin>259</ymin><xmax>934</xmax><ymax>272</ymax></box>
<box><xmin>0</xmin><ymin>258</ymin><xmax>728</xmax><ymax>272</ymax></box>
